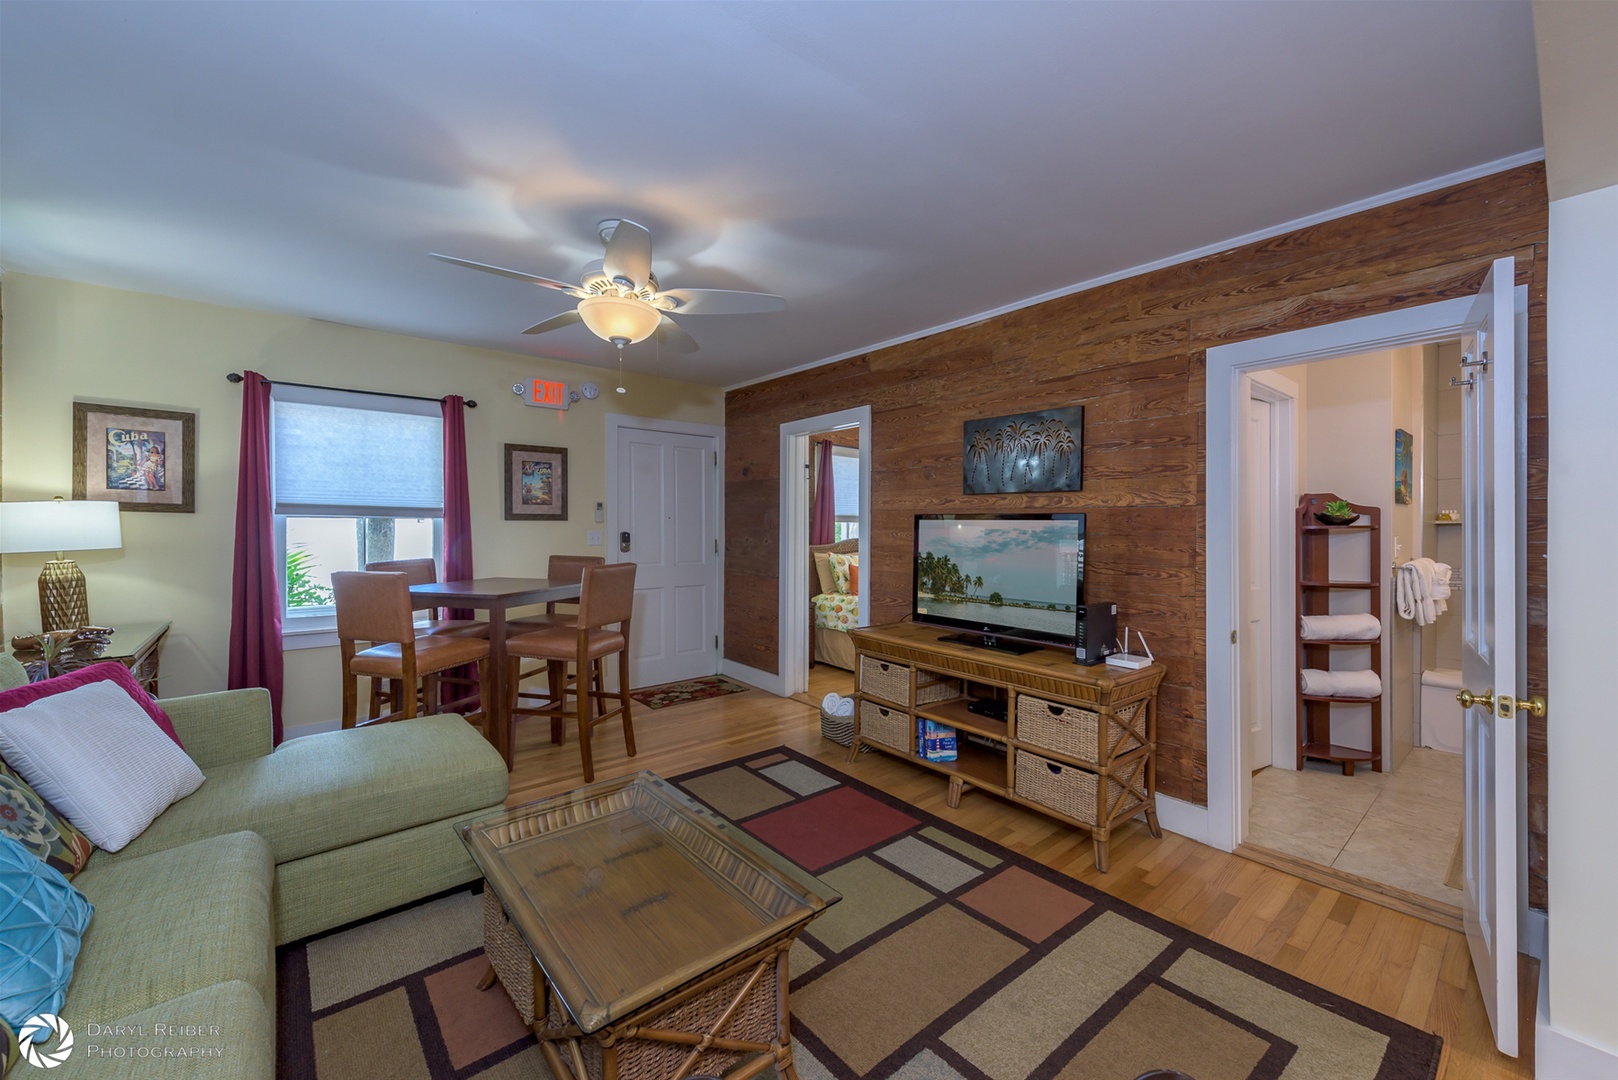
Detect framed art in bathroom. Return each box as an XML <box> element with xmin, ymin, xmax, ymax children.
<box><xmin>1394</xmin><ymin>428</ymin><xmax>1412</xmax><ymax>505</ymax></box>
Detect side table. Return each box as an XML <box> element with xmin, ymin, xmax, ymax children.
<box><xmin>11</xmin><ymin>620</ymin><xmax>171</xmax><ymax>695</ymax></box>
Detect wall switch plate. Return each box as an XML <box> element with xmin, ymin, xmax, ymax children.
<box><xmin>587</xmin><ymin>530</ymin><xmax>604</xmax><ymax>546</ymax></box>
<box><xmin>594</xmin><ymin>502</ymin><xmax>604</xmax><ymax>522</ymax></box>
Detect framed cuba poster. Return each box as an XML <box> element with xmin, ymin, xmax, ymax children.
<box><xmin>504</xmin><ymin>443</ymin><xmax>568</xmax><ymax>521</ymax></box>
<box><xmin>73</xmin><ymin>402</ymin><xmax>196</xmax><ymax>513</ymax></box>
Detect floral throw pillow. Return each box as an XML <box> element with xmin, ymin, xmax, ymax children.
<box><xmin>828</xmin><ymin>552</ymin><xmax>859</xmax><ymax>594</ymax></box>
<box><xmin>0</xmin><ymin>761</ymin><xmax>93</xmax><ymax>880</ymax></box>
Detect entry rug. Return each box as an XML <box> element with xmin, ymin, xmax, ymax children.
<box><xmin>628</xmin><ymin>674</ymin><xmax>752</xmax><ymax>710</ymax></box>
<box><xmin>276</xmin><ymin>748</ymin><xmax>1442</xmax><ymax>1079</ymax></box>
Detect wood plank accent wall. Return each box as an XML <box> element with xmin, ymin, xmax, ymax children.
<box><xmin>725</xmin><ymin>164</ymin><xmax>1550</xmax><ymax>907</ymax></box>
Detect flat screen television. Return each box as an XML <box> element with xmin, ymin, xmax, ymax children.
<box><xmin>912</xmin><ymin>513</ymin><xmax>1085</xmax><ymax>654</ymax></box>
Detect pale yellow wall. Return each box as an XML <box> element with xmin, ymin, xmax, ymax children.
<box><xmin>0</xmin><ymin>274</ymin><xmax>723</xmax><ymax>727</ymax></box>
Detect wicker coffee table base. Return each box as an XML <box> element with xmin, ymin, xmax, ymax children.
<box><xmin>481</xmin><ymin>889</ymin><xmax>804</xmax><ymax>1080</ymax></box>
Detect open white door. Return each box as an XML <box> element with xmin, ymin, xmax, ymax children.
<box><xmin>1458</xmin><ymin>255</ymin><xmax>1523</xmax><ymax>1057</ymax></box>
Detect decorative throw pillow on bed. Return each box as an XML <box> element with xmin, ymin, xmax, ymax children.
<box><xmin>828</xmin><ymin>551</ymin><xmax>858</xmax><ymax>594</ymax></box>
<box><xmin>0</xmin><ymin>680</ymin><xmax>204</xmax><ymax>852</ymax></box>
<box><xmin>0</xmin><ymin>835</ymin><xmax>93</xmax><ymax>1040</ymax></box>
<box><xmin>812</xmin><ymin>552</ymin><xmax>836</xmax><ymax>596</ymax></box>
<box><xmin>0</xmin><ymin>662</ymin><xmax>183</xmax><ymax>748</ymax></box>
<box><xmin>0</xmin><ymin>762</ymin><xmax>93</xmax><ymax>880</ymax></box>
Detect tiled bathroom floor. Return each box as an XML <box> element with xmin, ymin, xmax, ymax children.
<box><xmin>1248</xmin><ymin>748</ymin><xmax>1464</xmax><ymax>907</ymax></box>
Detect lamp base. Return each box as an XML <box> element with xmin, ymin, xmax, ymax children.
<box><xmin>39</xmin><ymin>559</ymin><xmax>90</xmax><ymax>632</ymax></box>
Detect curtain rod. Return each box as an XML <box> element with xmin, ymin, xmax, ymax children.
<box><xmin>225</xmin><ymin>372</ymin><xmax>477</xmax><ymax>408</ymax></box>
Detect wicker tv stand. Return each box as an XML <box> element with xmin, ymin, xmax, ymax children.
<box><xmin>847</xmin><ymin>622</ymin><xmax>1166</xmax><ymax>872</ymax></box>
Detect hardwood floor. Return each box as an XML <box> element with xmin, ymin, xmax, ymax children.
<box><xmin>504</xmin><ymin>665</ymin><xmax>1535</xmax><ymax>1080</ymax></box>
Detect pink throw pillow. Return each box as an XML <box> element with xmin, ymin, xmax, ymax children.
<box><xmin>0</xmin><ymin>663</ymin><xmax>182</xmax><ymax>748</ymax></box>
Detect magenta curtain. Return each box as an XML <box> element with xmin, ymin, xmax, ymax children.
<box><xmin>810</xmin><ymin>439</ymin><xmax>836</xmax><ymax>545</ymax></box>
<box><xmin>227</xmin><ymin>370</ymin><xmax>284</xmax><ymax>744</ymax></box>
<box><xmin>441</xmin><ymin>395</ymin><xmax>474</xmax><ymax>613</ymax></box>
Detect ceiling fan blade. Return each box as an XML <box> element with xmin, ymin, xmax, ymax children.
<box><xmin>654</xmin><ymin>314</ymin><xmax>699</xmax><ymax>354</ymax></box>
<box><xmin>602</xmin><ymin>219</ymin><xmax>653</xmax><ymax>291</ymax></box>
<box><xmin>656</xmin><ymin>288</ymin><xmax>786</xmax><ymax>315</ymax></box>
<box><xmin>429</xmin><ymin>253</ymin><xmax>577</xmax><ymax>293</ymax></box>
<box><xmin>521</xmin><ymin>309</ymin><xmax>584</xmax><ymax>335</ymax></box>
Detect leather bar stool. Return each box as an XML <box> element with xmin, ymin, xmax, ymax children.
<box><xmin>509</xmin><ymin>554</ymin><xmax>605</xmax><ymax>743</ymax></box>
<box><xmin>363</xmin><ymin>557</ymin><xmax>489</xmax><ymax>717</ymax></box>
<box><xmin>333</xmin><ymin>571</ymin><xmax>492</xmax><ymax>730</ymax></box>
<box><xmin>504</xmin><ymin>562</ymin><xmax>637</xmax><ymax>781</ymax></box>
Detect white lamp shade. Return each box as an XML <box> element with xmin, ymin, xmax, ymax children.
<box><xmin>576</xmin><ymin>294</ymin><xmax>662</xmax><ymax>346</ymax></box>
<box><xmin>0</xmin><ymin>500</ymin><xmax>123</xmax><ymax>554</ymax></box>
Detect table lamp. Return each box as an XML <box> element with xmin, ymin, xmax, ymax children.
<box><xmin>0</xmin><ymin>499</ymin><xmax>123</xmax><ymax>631</ymax></box>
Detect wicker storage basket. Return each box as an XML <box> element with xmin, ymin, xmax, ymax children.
<box><xmin>484</xmin><ymin>887</ymin><xmax>538</xmax><ymax>1024</ymax></box>
<box><xmin>1014</xmin><ymin>749</ymin><xmax>1100</xmax><ymax>825</ymax></box>
<box><xmin>1016</xmin><ymin>697</ymin><xmax>1144</xmax><ymax>766</ymax></box>
<box><xmin>859</xmin><ymin>700</ymin><xmax>910</xmax><ymax>752</ymax></box>
<box><xmin>820</xmin><ymin>706</ymin><xmax>867</xmax><ymax>751</ymax></box>
<box><xmin>859</xmin><ymin>657</ymin><xmax>958</xmax><ymax>707</ymax></box>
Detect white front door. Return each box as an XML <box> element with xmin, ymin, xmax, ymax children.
<box><xmin>1459</xmin><ymin>255</ymin><xmax>1524</xmax><ymax>1057</ymax></box>
<box><xmin>1242</xmin><ymin>393</ymin><xmax>1275</xmax><ymax>770</ymax></box>
<box><xmin>614</xmin><ymin>423</ymin><xmax>720</xmax><ymax>688</ymax></box>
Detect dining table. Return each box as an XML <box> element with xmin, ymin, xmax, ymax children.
<box><xmin>409</xmin><ymin>576</ymin><xmax>583</xmax><ymax>770</ymax></box>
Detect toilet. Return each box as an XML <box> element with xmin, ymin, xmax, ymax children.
<box><xmin>1420</xmin><ymin>667</ymin><xmax>1464</xmax><ymax>753</ymax></box>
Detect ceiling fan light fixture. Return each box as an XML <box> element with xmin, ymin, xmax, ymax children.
<box><xmin>576</xmin><ymin>293</ymin><xmax>661</xmax><ymax>347</ymax></box>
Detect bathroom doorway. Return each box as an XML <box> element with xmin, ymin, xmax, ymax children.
<box><xmin>1237</xmin><ymin>342</ymin><xmax>1467</xmax><ymax>919</ymax></box>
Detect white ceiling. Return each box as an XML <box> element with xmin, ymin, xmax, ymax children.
<box><xmin>0</xmin><ymin>1</ymin><xmax>1543</xmax><ymax>389</ymax></box>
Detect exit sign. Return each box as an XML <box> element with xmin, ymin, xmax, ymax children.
<box><xmin>516</xmin><ymin>379</ymin><xmax>570</xmax><ymax>410</ymax></box>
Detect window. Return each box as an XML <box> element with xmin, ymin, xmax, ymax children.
<box><xmin>832</xmin><ymin>445</ymin><xmax>860</xmax><ymax>541</ymax></box>
<box><xmin>270</xmin><ymin>384</ymin><xmax>445</xmax><ymax>644</ymax></box>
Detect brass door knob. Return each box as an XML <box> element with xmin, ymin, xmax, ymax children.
<box><xmin>1517</xmin><ymin>694</ymin><xmax>1547</xmax><ymax>719</ymax></box>
<box><xmin>1457</xmin><ymin>688</ymin><xmax>1494</xmax><ymax>711</ymax></box>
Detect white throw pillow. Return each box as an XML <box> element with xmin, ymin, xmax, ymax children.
<box><xmin>0</xmin><ymin>679</ymin><xmax>204</xmax><ymax>851</ymax></box>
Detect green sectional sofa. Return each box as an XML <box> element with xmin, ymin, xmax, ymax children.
<box><xmin>0</xmin><ymin>655</ymin><xmax>509</xmax><ymax>1078</ymax></box>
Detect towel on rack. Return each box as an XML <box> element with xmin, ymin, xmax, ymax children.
<box><xmin>1300</xmin><ymin>668</ymin><xmax>1383</xmax><ymax>699</ymax></box>
<box><xmin>1299</xmin><ymin>613</ymin><xmax>1382</xmax><ymax>641</ymax></box>
<box><xmin>1396</xmin><ymin>559</ymin><xmax>1450</xmax><ymax>625</ymax></box>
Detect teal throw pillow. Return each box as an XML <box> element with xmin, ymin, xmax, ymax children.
<box><xmin>0</xmin><ymin>835</ymin><xmax>92</xmax><ymax>1036</ymax></box>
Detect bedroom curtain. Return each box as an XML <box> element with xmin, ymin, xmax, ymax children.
<box><xmin>227</xmin><ymin>370</ymin><xmax>285</xmax><ymax>744</ymax></box>
<box><xmin>811</xmin><ymin>439</ymin><xmax>836</xmax><ymax>545</ymax></box>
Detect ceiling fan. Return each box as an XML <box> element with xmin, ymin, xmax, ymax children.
<box><xmin>431</xmin><ymin>219</ymin><xmax>784</xmax><ymax>354</ymax></box>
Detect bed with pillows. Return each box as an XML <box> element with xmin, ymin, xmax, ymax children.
<box><xmin>810</xmin><ymin>538</ymin><xmax>860</xmax><ymax>671</ymax></box>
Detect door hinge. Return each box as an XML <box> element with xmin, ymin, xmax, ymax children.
<box><xmin>714</xmin><ymin>538</ymin><xmax>718</xmax><ymax>554</ymax></box>
<box><xmin>1230</xmin><ymin>630</ymin><xmax>1238</xmax><ymax>644</ymax></box>
<box><xmin>715</xmin><ymin>635</ymin><xmax>719</xmax><ymax>649</ymax></box>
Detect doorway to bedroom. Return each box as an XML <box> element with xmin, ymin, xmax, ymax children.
<box><xmin>778</xmin><ymin>407</ymin><xmax>871</xmax><ymax>701</ymax></box>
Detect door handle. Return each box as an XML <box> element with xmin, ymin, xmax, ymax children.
<box><xmin>619</xmin><ymin>531</ymin><xmax>631</xmax><ymax>553</ymax></box>
<box><xmin>1457</xmin><ymin>688</ymin><xmax>1494</xmax><ymax>712</ymax></box>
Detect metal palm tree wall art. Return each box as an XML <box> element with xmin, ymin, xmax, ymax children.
<box><xmin>963</xmin><ymin>407</ymin><xmax>1084</xmax><ymax>494</ymax></box>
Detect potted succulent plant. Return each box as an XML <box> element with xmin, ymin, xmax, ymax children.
<box><xmin>1315</xmin><ymin>498</ymin><xmax>1360</xmax><ymax>526</ymax></box>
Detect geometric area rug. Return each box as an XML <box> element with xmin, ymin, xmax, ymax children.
<box><xmin>277</xmin><ymin>747</ymin><xmax>1442</xmax><ymax>1079</ymax></box>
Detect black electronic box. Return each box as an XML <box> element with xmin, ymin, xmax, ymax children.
<box><xmin>1075</xmin><ymin>602</ymin><xmax>1118</xmax><ymax>665</ymax></box>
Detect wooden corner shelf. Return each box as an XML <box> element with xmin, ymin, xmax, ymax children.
<box><xmin>1296</xmin><ymin>493</ymin><xmax>1383</xmax><ymax>776</ymax></box>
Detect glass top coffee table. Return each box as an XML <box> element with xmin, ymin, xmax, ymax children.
<box><xmin>458</xmin><ymin>771</ymin><xmax>839</xmax><ymax>1080</ymax></box>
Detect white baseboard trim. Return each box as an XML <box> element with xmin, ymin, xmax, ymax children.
<box><xmin>1538</xmin><ymin>959</ymin><xmax>1618</xmax><ymax>1078</ymax></box>
<box><xmin>721</xmin><ymin>660</ymin><xmax>787</xmax><ymax>698</ymax></box>
<box><xmin>1155</xmin><ymin>793</ymin><xmax>1210</xmax><ymax>846</ymax></box>
<box><xmin>1523</xmin><ymin>907</ymin><xmax>1548</xmax><ymax>962</ymax></box>
<box><xmin>282</xmin><ymin>718</ymin><xmax>341</xmax><ymax>741</ymax></box>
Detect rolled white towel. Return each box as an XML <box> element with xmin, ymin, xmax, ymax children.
<box><xmin>1300</xmin><ymin>668</ymin><xmax>1383</xmax><ymax>699</ymax></box>
<box><xmin>821</xmin><ymin>693</ymin><xmax>847</xmax><ymax>715</ymax></box>
<box><xmin>1428</xmin><ymin>560</ymin><xmax>1453</xmax><ymax>601</ymax></box>
<box><xmin>836</xmin><ymin>697</ymin><xmax>855</xmax><ymax>716</ymax></box>
<box><xmin>1299</xmin><ymin>613</ymin><xmax>1381</xmax><ymax>641</ymax></box>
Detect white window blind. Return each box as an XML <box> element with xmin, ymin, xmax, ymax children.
<box><xmin>271</xmin><ymin>384</ymin><xmax>444</xmax><ymax>517</ymax></box>
<box><xmin>832</xmin><ymin>445</ymin><xmax>860</xmax><ymax>518</ymax></box>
